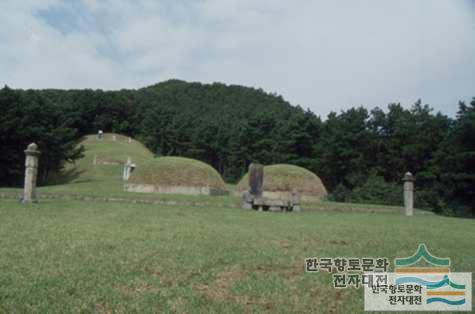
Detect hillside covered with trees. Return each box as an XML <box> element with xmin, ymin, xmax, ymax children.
<box><xmin>0</xmin><ymin>80</ymin><xmax>473</xmax><ymax>215</ymax></box>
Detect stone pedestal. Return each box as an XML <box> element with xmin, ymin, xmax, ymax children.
<box><xmin>23</xmin><ymin>143</ymin><xmax>41</xmax><ymax>204</ymax></box>
<box><xmin>403</xmin><ymin>172</ymin><xmax>415</xmax><ymax>216</ymax></box>
<box><xmin>242</xmin><ymin>191</ymin><xmax>254</xmax><ymax>210</ymax></box>
<box><xmin>291</xmin><ymin>190</ymin><xmax>302</xmax><ymax>212</ymax></box>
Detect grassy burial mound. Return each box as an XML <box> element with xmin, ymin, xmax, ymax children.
<box><xmin>237</xmin><ymin>164</ymin><xmax>327</xmax><ymax>201</ymax></box>
<box><xmin>72</xmin><ymin>133</ymin><xmax>153</xmax><ymax>174</ymax></box>
<box><xmin>50</xmin><ymin>133</ymin><xmax>154</xmax><ymax>193</ymax></box>
<box><xmin>126</xmin><ymin>156</ymin><xmax>228</xmax><ymax>196</ymax></box>
<box><xmin>87</xmin><ymin>133</ymin><xmax>152</xmax><ymax>160</ymax></box>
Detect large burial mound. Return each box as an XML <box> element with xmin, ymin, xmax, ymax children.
<box><xmin>56</xmin><ymin>133</ymin><xmax>153</xmax><ymax>187</ymax></box>
<box><xmin>125</xmin><ymin>156</ymin><xmax>228</xmax><ymax>196</ymax></box>
<box><xmin>237</xmin><ymin>164</ymin><xmax>327</xmax><ymax>201</ymax></box>
<box><xmin>81</xmin><ymin>133</ymin><xmax>154</xmax><ymax>166</ymax></box>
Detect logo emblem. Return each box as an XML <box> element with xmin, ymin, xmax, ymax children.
<box><xmin>364</xmin><ymin>244</ymin><xmax>472</xmax><ymax>311</ymax></box>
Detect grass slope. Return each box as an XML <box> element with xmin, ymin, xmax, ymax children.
<box><xmin>48</xmin><ymin>133</ymin><xmax>154</xmax><ymax>195</ymax></box>
<box><xmin>0</xmin><ymin>199</ymin><xmax>473</xmax><ymax>313</ymax></box>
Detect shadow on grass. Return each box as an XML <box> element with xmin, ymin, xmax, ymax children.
<box><xmin>44</xmin><ymin>167</ymin><xmax>86</xmax><ymax>186</ymax></box>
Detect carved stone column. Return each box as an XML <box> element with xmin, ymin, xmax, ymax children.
<box><xmin>403</xmin><ymin>172</ymin><xmax>415</xmax><ymax>216</ymax></box>
<box><xmin>23</xmin><ymin>143</ymin><xmax>41</xmax><ymax>203</ymax></box>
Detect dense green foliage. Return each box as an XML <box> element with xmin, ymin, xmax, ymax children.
<box><xmin>0</xmin><ymin>87</ymin><xmax>84</xmax><ymax>185</ymax></box>
<box><xmin>432</xmin><ymin>103</ymin><xmax>475</xmax><ymax>213</ymax></box>
<box><xmin>0</xmin><ymin>80</ymin><xmax>473</xmax><ymax>214</ymax></box>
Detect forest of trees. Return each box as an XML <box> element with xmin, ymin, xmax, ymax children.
<box><xmin>0</xmin><ymin>80</ymin><xmax>473</xmax><ymax>215</ymax></box>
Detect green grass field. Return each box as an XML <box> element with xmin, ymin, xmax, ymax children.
<box><xmin>0</xmin><ymin>199</ymin><xmax>474</xmax><ymax>313</ymax></box>
<box><xmin>1</xmin><ymin>134</ymin><xmax>473</xmax><ymax>312</ymax></box>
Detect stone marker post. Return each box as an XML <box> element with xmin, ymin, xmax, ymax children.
<box><xmin>23</xmin><ymin>143</ymin><xmax>40</xmax><ymax>203</ymax></box>
<box><xmin>242</xmin><ymin>163</ymin><xmax>263</xmax><ymax>210</ymax></box>
<box><xmin>403</xmin><ymin>172</ymin><xmax>415</xmax><ymax>216</ymax></box>
<box><xmin>128</xmin><ymin>137</ymin><xmax>132</xmax><ymax>143</ymax></box>
<box><xmin>122</xmin><ymin>157</ymin><xmax>136</xmax><ymax>181</ymax></box>
<box><xmin>112</xmin><ymin>135</ymin><xmax>116</xmax><ymax>141</ymax></box>
<box><xmin>249</xmin><ymin>163</ymin><xmax>264</xmax><ymax>198</ymax></box>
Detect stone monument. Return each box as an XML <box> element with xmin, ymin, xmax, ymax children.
<box><xmin>242</xmin><ymin>163</ymin><xmax>263</xmax><ymax>210</ymax></box>
<box><xmin>403</xmin><ymin>172</ymin><xmax>415</xmax><ymax>216</ymax></box>
<box><xmin>249</xmin><ymin>163</ymin><xmax>263</xmax><ymax>197</ymax></box>
<box><xmin>23</xmin><ymin>143</ymin><xmax>40</xmax><ymax>203</ymax></box>
<box><xmin>122</xmin><ymin>157</ymin><xmax>136</xmax><ymax>181</ymax></box>
<box><xmin>242</xmin><ymin>163</ymin><xmax>301</xmax><ymax>212</ymax></box>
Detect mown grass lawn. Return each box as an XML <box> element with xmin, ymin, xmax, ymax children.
<box><xmin>0</xmin><ymin>199</ymin><xmax>474</xmax><ymax>313</ymax></box>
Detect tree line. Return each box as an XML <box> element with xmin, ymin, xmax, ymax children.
<box><xmin>0</xmin><ymin>80</ymin><xmax>473</xmax><ymax>215</ymax></box>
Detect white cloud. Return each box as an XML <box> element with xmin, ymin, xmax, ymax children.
<box><xmin>0</xmin><ymin>0</ymin><xmax>474</xmax><ymax>117</ymax></box>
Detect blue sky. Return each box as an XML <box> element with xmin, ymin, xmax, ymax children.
<box><xmin>1</xmin><ymin>0</ymin><xmax>474</xmax><ymax>118</ymax></box>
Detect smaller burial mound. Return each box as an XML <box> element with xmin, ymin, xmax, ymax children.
<box><xmin>236</xmin><ymin>164</ymin><xmax>327</xmax><ymax>201</ymax></box>
<box><xmin>125</xmin><ymin>157</ymin><xmax>228</xmax><ymax>196</ymax></box>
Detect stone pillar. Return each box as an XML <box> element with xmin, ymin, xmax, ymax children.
<box><xmin>112</xmin><ymin>135</ymin><xmax>116</xmax><ymax>142</ymax></box>
<box><xmin>23</xmin><ymin>143</ymin><xmax>41</xmax><ymax>204</ymax></box>
<box><xmin>242</xmin><ymin>163</ymin><xmax>264</xmax><ymax>210</ymax></box>
<box><xmin>403</xmin><ymin>172</ymin><xmax>415</xmax><ymax>216</ymax></box>
<box><xmin>128</xmin><ymin>137</ymin><xmax>132</xmax><ymax>143</ymax></box>
<box><xmin>249</xmin><ymin>163</ymin><xmax>264</xmax><ymax>197</ymax></box>
<box><xmin>123</xmin><ymin>158</ymin><xmax>131</xmax><ymax>181</ymax></box>
<box><xmin>122</xmin><ymin>157</ymin><xmax>136</xmax><ymax>181</ymax></box>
